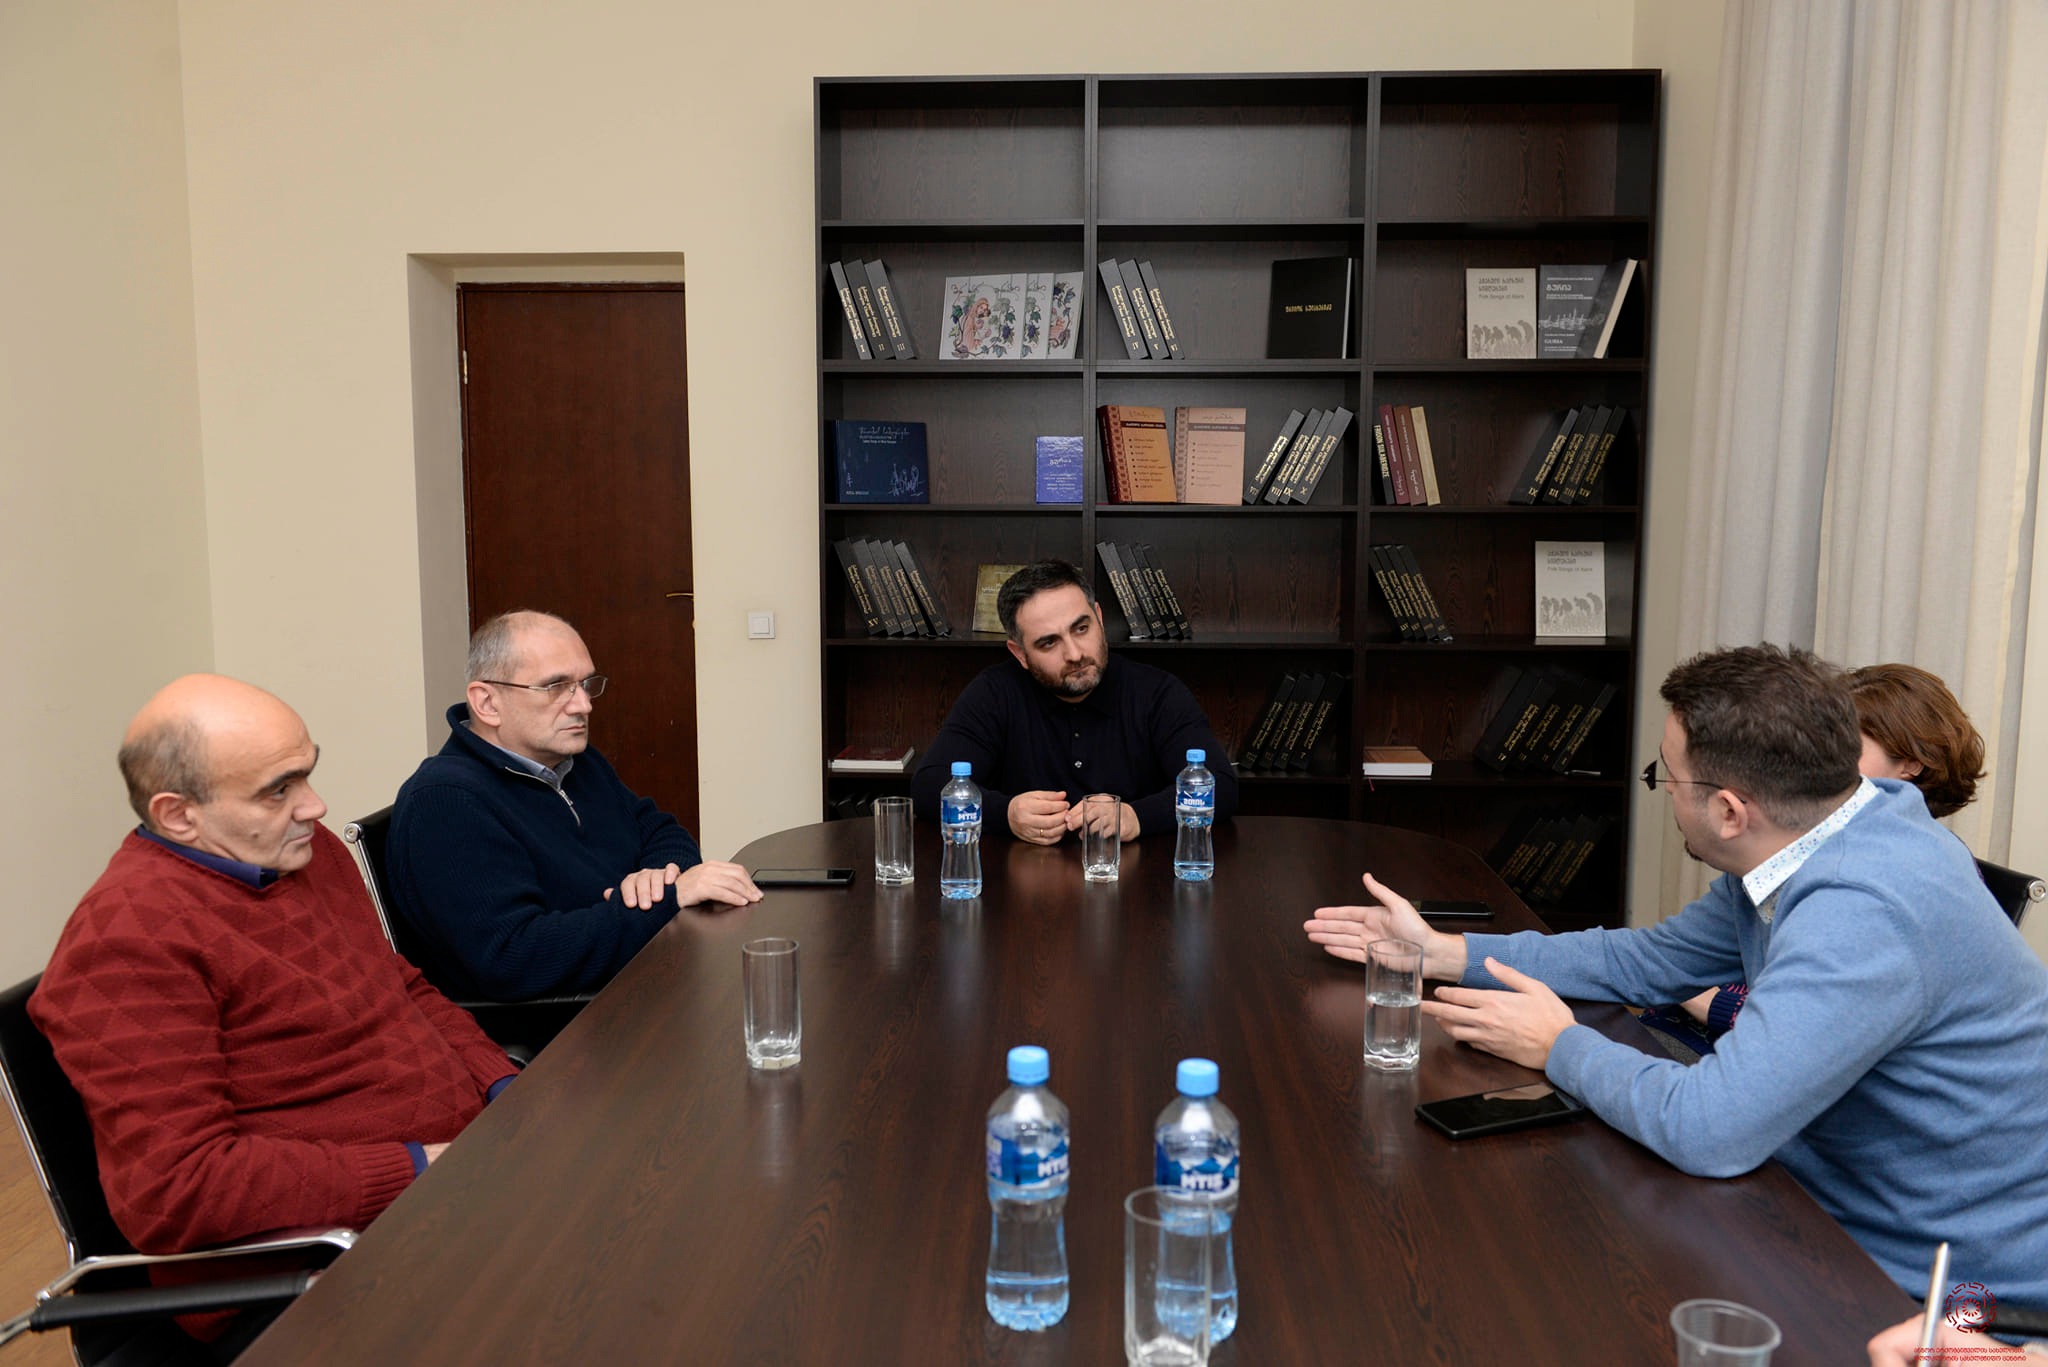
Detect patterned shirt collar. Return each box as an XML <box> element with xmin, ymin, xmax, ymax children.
<box><xmin>1741</xmin><ymin>777</ymin><xmax>1879</xmax><ymax>919</ymax></box>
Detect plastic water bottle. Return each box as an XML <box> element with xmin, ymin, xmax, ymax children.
<box><xmin>1173</xmin><ymin>749</ymin><xmax>1216</xmax><ymax>882</ymax></box>
<box><xmin>940</xmin><ymin>761</ymin><xmax>983</xmax><ymax>899</ymax></box>
<box><xmin>1154</xmin><ymin>1057</ymin><xmax>1239</xmax><ymax>1342</ymax></box>
<box><xmin>985</xmin><ymin>1045</ymin><xmax>1070</xmax><ymax>1330</ymax></box>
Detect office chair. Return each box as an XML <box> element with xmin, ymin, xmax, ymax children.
<box><xmin>0</xmin><ymin>976</ymin><xmax>354</xmax><ymax>1365</ymax></box>
<box><xmin>1973</xmin><ymin>858</ymin><xmax>2044</xmax><ymax>930</ymax></box>
<box><xmin>343</xmin><ymin>808</ymin><xmax>590</xmax><ymax>1062</ymax></box>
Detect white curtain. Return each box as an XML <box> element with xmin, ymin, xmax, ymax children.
<box><xmin>1671</xmin><ymin>0</ymin><xmax>2048</xmax><ymax>915</ymax></box>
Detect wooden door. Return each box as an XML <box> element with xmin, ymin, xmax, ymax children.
<box><xmin>458</xmin><ymin>284</ymin><xmax>699</xmax><ymax>833</ymax></box>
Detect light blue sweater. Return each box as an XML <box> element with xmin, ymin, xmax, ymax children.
<box><xmin>1464</xmin><ymin>780</ymin><xmax>2048</xmax><ymax>1308</ymax></box>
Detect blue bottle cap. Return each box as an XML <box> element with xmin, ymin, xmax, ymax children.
<box><xmin>951</xmin><ymin>761</ymin><xmax>973</xmax><ymax>777</ymax></box>
<box><xmin>1176</xmin><ymin>1057</ymin><xmax>1219</xmax><ymax>1097</ymax></box>
<box><xmin>1186</xmin><ymin>749</ymin><xmax>1205</xmax><ymax>763</ymax></box>
<box><xmin>1007</xmin><ymin>1045</ymin><xmax>1050</xmax><ymax>1085</ymax></box>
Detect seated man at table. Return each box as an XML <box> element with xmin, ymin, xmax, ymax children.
<box><xmin>30</xmin><ymin>675</ymin><xmax>518</xmax><ymax>1272</ymax></box>
<box><xmin>911</xmin><ymin>559</ymin><xmax>1237</xmax><ymax>844</ymax></box>
<box><xmin>1303</xmin><ymin>643</ymin><xmax>2048</xmax><ymax>1312</ymax></box>
<box><xmin>387</xmin><ymin>610</ymin><xmax>759</xmax><ymax>1001</ymax></box>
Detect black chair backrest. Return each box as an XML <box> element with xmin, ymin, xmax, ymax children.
<box><xmin>342</xmin><ymin>805</ymin><xmax>435</xmax><ymax>965</ymax></box>
<box><xmin>0</xmin><ymin>975</ymin><xmax>135</xmax><ymax>1267</ymax></box>
<box><xmin>1976</xmin><ymin>858</ymin><xmax>2044</xmax><ymax>929</ymax></box>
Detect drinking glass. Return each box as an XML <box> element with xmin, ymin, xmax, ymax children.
<box><xmin>1125</xmin><ymin>1187</ymin><xmax>1213</xmax><ymax>1366</ymax></box>
<box><xmin>742</xmin><ymin>937</ymin><xmax>800</xmax><ymax>1070</ymax></box>
<box><xmin>1364</xmin><ymin>938</ymin><xmax>1423</xmax><ymax>1071</ymax></box>
<box><xmin>1081</xmin><ymin>794</ymin><xmax>1122</xmax><ymax>883</ymax></box>
<box><xmin>873</xmin><ymin>796</ymin><xmax>914</xmax><ymax>886</ymax></box>
<box><xmin>1670</xmin><ymin>1299</ymin><xmax>1781</xmax><ymax>1365</ymax></box>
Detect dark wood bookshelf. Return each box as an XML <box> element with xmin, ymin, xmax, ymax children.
<box><xmin>816</xmin><ymin>71</ymin><xmax>1659</xmax><ymax>926</ymax></box>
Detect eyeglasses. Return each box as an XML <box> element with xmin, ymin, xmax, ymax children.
<box><xmin>1641</xmin><ymin>759</ymin><xmax>1720</xmax><ymax>793</ymax></box>
<box><xmin>480</xmin><ymin>674</ymin><xmax>608</xmax><ymax>703</ymax></box>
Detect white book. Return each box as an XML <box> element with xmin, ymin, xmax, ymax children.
<box><xmin>1018</xmin><ymin>273</ymin><xmax>1054</xmax><ymax>359</ymax></box>
<box><xmin>1534</xmin><ymin>541</ymin><xmax>1606</xmax><ymax>637</ymax></box>
<box><xmin>1044</xmin><ymin>271</ymin><xmax>1084</xmax><ymax>360</ymax></box>
<box><xmin>1466</xmin><ymin>268</ymin><xmax>1537</xmax><ymax>359</ymax></box>
<box><xmin>941</xmin><ymin>274</ymin><xmax>1027</xmax><ymax>361</ymax></box>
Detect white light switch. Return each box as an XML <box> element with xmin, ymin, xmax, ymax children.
<box><xmin>747</xmin><ymin>611</ymin><xmax>776</xmax><ymax>639</ymax></box>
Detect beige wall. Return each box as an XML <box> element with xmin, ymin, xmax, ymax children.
<box><xmin>168</xmin><ymin>0</ymin><xmax>1642</xmax><ymax>864</ymax></box>
<box><xmin>1</xmin><ymin>2</ymin><xmax>213</xmax><ymax>982</ymax></box>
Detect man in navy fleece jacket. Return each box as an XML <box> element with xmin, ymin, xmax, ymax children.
<box><xmin>1306</xmin><ymin>644</ymin><xmax>2048</xmax><ymax>1313</ymax></box>
<box><xmin>388</xmin><ymin>611</ymin><xmax>759</xmax><ymax>1000</ymax></box>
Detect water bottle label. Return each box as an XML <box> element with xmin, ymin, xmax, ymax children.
<box><xmin>987</xmin><ymin>1133</ymin><xmax>1069</xmax><ymax>1187</ymax></box>
<box><xmin>1155</xmin><ymin>1144</ymin><xmax>1238</xmax><ymax>1199</ymax></box>
<box><xmin>943</xmin><ymin>800</ymin><xmax>982</xmax><ymax>825</ymax></box>
<box><xmin>1176</xmin><ymin>789</ymin><xmax>1215</xmax><ymax>815</ymax></box>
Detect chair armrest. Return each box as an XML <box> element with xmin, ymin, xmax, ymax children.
<box><xmin>40</xmin><ymin>1228</ymin><xmax>357</xmax><ymax>1300</ymax></box>
<box><xmin>25</xmin><ymin>1270</ymin><xmax>315</xmax><ymax>1333</ymax></box>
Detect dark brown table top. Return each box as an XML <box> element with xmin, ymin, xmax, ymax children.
<box><xmin>240</xmin><ymin>817</ymin><xmax>1908</xmax><ymax>1364</ymax></box>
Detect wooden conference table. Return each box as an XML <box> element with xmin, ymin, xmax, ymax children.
<box><xmin>240</xmin><ymin>817</ymin><xmax>1908</xmax><ymax>1364</ymax></box>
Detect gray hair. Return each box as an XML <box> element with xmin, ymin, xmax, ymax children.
<box><xmin>466</xmin><ymin>610</ymin><xmax>573</xmax><ymax>683</ymax></box>
<box><xmin>118</xmin><ymin>720</ymin><xmax>212</xmax><ymax>825</ymax></box>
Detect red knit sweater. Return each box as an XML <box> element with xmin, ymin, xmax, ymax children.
<box><xmin>30</xmin><ymin>827</ymin><xmax>513</xmax><ymax>1254</ymax></box>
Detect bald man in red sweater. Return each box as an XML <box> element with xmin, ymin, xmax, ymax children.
<box><xmin>30</xmin><ymin>675</ymin><xmax>516</xmax><ymax>1263</ymax></box>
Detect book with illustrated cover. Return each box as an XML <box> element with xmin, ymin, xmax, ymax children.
<box><xmin>1044</xmin><ymin>272</ymin><xmax>1083</xmax><ymax>360</ymax></box>
<box><xmin>865</xmin><ymin>259</ymin><xmax>917</xmax><ymax>360</ymax></box>
<box><xmin>1267</xmin><ymin>256</ymin><xmax>1355</xmax><ymax>359</ymax></box>
<box><xmin>1098</xmin><ymin>259</ymin><xmax>1146</xmax><ymax>360</ymax></box>
<box><xmin>829</xmin><ymin>420</ymin><xmax>929</xmax><ymax>504</ymax></box>
<box><xmin>830</xmin><ymin>743</ymin><xmax>916</xmax><ymax>773</ymax></box>
<box><xmin>1118</xmin><ymin>259</ymin><xmax>1167</xmax><ymax>360</ymax></box>
<box><xmin>1019</xmin><ymin>274</ymin><xmax>1053</xmax><ymax>359</ymax></box>
<box><xmin>1361</xmin><ymin>745</ymin><xmax>1433</xmax><ymax>778</ymax></box>
<box><xmin>1537</xmin><ymin>264</ymin><xmax>1605</xmax><ymax>357</ymax></box>
<box><xmin>844</xmin><ymin>260</ymin><xmax>890</xmax><ymax>361</ymax></box>
<box><xmin>1136</xmin><ymin>260</ymin><xmax>1186</xmax><ymax>360</ymax></box>
<box><xmin>1465</xmin><ymin>268</ymin><xmax>1536</xmax><ymax>359</ymax></box>
<box><xmin>1244</xmin><ymin>409</ymin><xmax>1306</xmax><ymax>504</ymax></box>
<box><xmin>1535</xmin><ymin>541</ymin><xmax>1606</xmax><ymax>637</ymax></box>
<box><xmin>1035</xmin><ymin>435</ymin><xmax>1083</xmax><ymax>504</ymax></box>
<box><xmin>941</xmin><ymin>274</ymin><xmax>1025</xmax><ymax>360</ymax></box>
<box><xmin>828</xmin><ymin>262</ymin><xmax>873</xmax><ymax>361</ymax></box>
<box><xmin>972</xmin><ymin>563</ymin><xmax>1025</xmax><ymax>635</ymax></box>
<box><xmin>1173</xmin><ymin>406</ymin><xmax>1247</xmax><ymax>505</ymax></box>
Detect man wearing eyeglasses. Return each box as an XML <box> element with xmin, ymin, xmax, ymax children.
<box><xmin>386</xmin><ymin>611</ymin><xmax>760</xmax><ymax>1001</ymax></box>
<box><xmin>1304</xmin><ymin>644</ymin><xmax>2048</xmax><ymax>1316</ymax></box>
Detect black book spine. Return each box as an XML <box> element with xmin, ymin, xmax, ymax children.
<box><xmin>1292</xmin><ymin>675</ymin><xmax>1346</xmax><ymax>772</ymax></box>
<box><xmin>1511</xmin><ymin>677</ymin><xmax>1568</xmax><ymax>769</ymax></box>
<box><xmin>1488</xmin><ymin>677</ymin><xmax>1557</xmax><ymax>772</ymax></box>
<box><xmin>1292</xmin><ymin>405</ymin><xmax>1353</xmax><ymax>504</ymax></box>
<box><xmin>1266</xmin><ymin>409</ymin><xmax>1329</xmax><ymax>504</ymax></box>
<box><xmin>1473</xmin><ymin>668</ymin><xmax>1535</xmax><ymax>772</ymax></box>
<box><xmin>1510</xmin><ymin>409</ymin><xmax>1576</xmax><ymax>504</ymax></box>
<box><xmin>1372</xmin><ymin>421</ymin><xmax>1396</xmax><ymax>505</ymax></box>
<box><xmin>845</xmin><ymin>261</ymin><xmax>891</xmax><ymax>362</ymax></box>
<box><xmin>1573</xmin><ymin>408</ymin><xmax>1626</xmax><ymax>505</ymax></box>
<box><xmin>1239</xmin><ymin>673</ymin><xmax>1298</xmax><ymax>771</ymax></box>
<box><xmin>875</xmin><ymin>539</ymin><xmax>929</xmax><ymax>636</ymax></box>
<box><xmin>1534</xmin><ymin>678</ymin><xmax>1591</xmax><ymax>771</ymax></box>
<box><xmin>865</xmin><ymin>259</ymin><xmax>917</xmax><ymax>360</ymax></box>
<box><xmin>1368</xmin><ymin>546</ymin><xmax>1421</xmax><ymax>640</ymax></box>
<box><xmin>893</xmin><ymin>541</ymin><xmax>951</xmax><ymax>637</ymax></box>
<box><xmin>1244</xmin><ymin>409</ymin><xmax>1306</xmax><ymax>504</ymax></box>
<box><xmin>852</xmin><ymin>538</ymin><xmax>905</xmax><ymax>635</ymax></box>
<box><xmin>1095</xmin><ymin>542</ymin><xmax>1150</xmax><ymax>640</ymax></box>
<box><xmin>828</xmin><ymin>262</ymin><xmax>873</xmax><ymax>361</ymax></box>
<box><xmin>1390</xmin><ymin>544</ymin><xmax>1452</xmax><ymax>641</ymax></box>
<box><xmin>1114</xmin><ymin>541</ymin><xmax>1170</xmax><ymax>638</ymax></box>
<box><xmin>1542</xmin><ymin>406</ymin><xmax>1601</xmax><ymax>504</ymax></box>
<box><xmin>1137</xmin><ymin>260</ymin><xmax>1186</xmax><ymax>360</ymax></box>
<box><xmin>1130</xmin><ymin>543</ymin><xmax>1189</xmax><ymax>638</ymax></box>
<box><xmin>1099</xmin><ymin>260</ymin><xmax>1147</xmax><ymax>360</ymax></box>
<box><xmin>834</xmin><ymin>539</ymin><xmax>884</xmax><ymax>636</ymax></box>
<box><xmin>1270</xmin><ymin>674</ymin><xmax>1325</xmax><ymax>772</ymax></box>
<box><xmin>1549</xmin><ymin>682</ymin><xmax>1618</xmax><ymax>773</ymax></box>
<box><xmin>1118</xmin><ymin>259</ymin><xmax>1167</xmax><ymax>360</ymax></box>
<box><xmin>1486</xmin><ymin>809</ymin><xmax>1543</xmax><ymax>869</ymax></box>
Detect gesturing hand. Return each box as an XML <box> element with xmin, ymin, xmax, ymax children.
<box><xmin>1303</xmin><ymin>872</ymin><xmax>1468</xmax><ymax>980</ymax></box>
<box><xmin>1420</xmin><ymin>957</ymin><xmax>1575</xmax><ymax>1070</ymax></box>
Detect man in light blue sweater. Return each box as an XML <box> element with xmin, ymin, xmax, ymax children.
<box><xmin>1307</xmin><ymin>644</ymin><xmax>2048</xmax><ymax>1313</ymax></box>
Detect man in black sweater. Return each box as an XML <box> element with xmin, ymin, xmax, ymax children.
<box><xmin>912</xmin><ymin>560</ymin><xmax>1236</xmax><ymax>843</ymax></box>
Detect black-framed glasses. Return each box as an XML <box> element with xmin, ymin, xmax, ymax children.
<box><xmin>1641</xmin><ymin>759</ymin><xmax>1719</xmax><ymax>793</ymax></box>
<box><xmin>480</xmin><ymin>674</ymin><xmax>608</xmax><ymax>703</ymax></box>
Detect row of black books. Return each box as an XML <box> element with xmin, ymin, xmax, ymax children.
<box><xmin>1098</xmin><ymin>259</ymin><xmax>1185</xmax><ymax>361</ymax></box>
<box><xmin>833</xmin><ymin>537</ymin><xmax>952</xmax><ymax>638</ymax></box>
<box><xmin>829</xmin><ymin>259</ymin><xmax>917</xmax><ymax>362</ymax></box>
<box><xmin>1096</xmin><ymin>542</ymin><xmax>1192</xmax><ymax>640</ymax></box>
<box><xmin>1368</xmin><ymin>545</ymin><xmax>1452</xmax><ymax>642</ymax></box>
<box><xmin>1243</xmin><ymin>406</ymin><xmax>1354</xmax><ymax>504</ymax></box>
<box><xmin>1237</xmin><ymin>671</ymin><xmax>1348</xmax><ymax>774</ymax></box>
<box><xmin>1508</xmin><ymin>405</ymin><xmax>1631</xmax><ymax>505</ymax></box>
<box><xmin>1473</xmin><ymin>666</ymin><xmax>1616</xmax><ymax>774</ymax></box>
<box><xmin>1488</xmin><ymin>810</ymin><xmax>1616</xmax><ymax>908</ymax></box>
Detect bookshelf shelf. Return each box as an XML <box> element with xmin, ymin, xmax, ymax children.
<box><xmin>817</xmin><ymin>71</ymin><xmax>1659</xmax><ymax>926</ymax></box>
